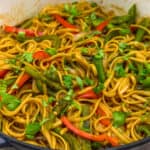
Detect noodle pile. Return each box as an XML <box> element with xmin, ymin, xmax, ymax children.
<box><xmin>0</xmin><ymin>1</ymin><xmax>150</xmax><ymax>150</ymax></box>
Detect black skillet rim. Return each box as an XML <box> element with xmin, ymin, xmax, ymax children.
<box><xmin>0</xmin><ymin>132</ymin><xmax>150</xmax><ymax>150</ymax></box>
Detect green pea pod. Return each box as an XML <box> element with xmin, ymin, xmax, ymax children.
<box><xmin>135</xmin><ymin>18</ymin><xmax>150</xmax><ymax>42</ymax></box>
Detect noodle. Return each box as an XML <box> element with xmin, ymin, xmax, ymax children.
<box><xmin>0</xmin><ymin>1</ymin><xmax>150</xmax><ymax>150</ymax></box>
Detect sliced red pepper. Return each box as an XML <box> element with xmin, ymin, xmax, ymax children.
<box><xmin>4</xmin><ymin>26</ymin><xmax>17</xmax><ymax>33</ymax></box>
<box><xmin>33</xmin><ymin>50</ymin><xmax>50</xmax><ymax>60</ymax></box>
<box><xmin>0</xmin><ymin>70</ymin><xmax>9</xmax><ymax>78</ymax></box>
<box><xmin>96</xmin><ymin>107</ymin><xmax>111</xmax><ymax>126</ymax></box>
<box><xmin>77</xmin><ymin>89</ymin><xmax>99</xmax><ymax>99</ymax></box>
<box><xmin>61</xmin><ymin>116</ymin><xmax>119</xmax><ymax>146</ymax></box>
<box><xmin>53</xmin><ymin>14</ymin><xmax>77</xmax><ymax>29</ymax></box>
<box><xmin>17</xmin><ymin>73</ymin><xmax>31</xmax><ymax>88</ymax></box>
<box><xmin>96</xmin><ymin>20</ymin><xmax>109</xmax><ymax>31</ymax></box>
<box><xmin>4</xmin><ymin>25</ymin><xmax>35</xmax><ymax>37</ymax></box>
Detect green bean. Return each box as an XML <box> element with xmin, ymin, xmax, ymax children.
<box><xmin>141</xmin><ymin>77</ymin><xmax>150</xmax><ymax>88</ymax></box>
<box><xmin>63</xmin><ymin>133</ymin><xmax>81</xmax><ymax>150</ymax></box>
<box><xmin>5</xmin><ymin>78</ymin><xmax>16</xmax><ymax>86</ymax></box>
<box><xmin>110</xmin><ymin>4</ymin><xmax>136</xmax><ymax>25</ymax></box>
<box><xmin>128</xmin><ymin>4</ymin><xmax>136</xmax><ymax>24</ymax></box>
<box><xmin>82</xmin><ymin>104</ymin><xmax>91</xmax><ymax>131</ymax></box>
<box><xmin>93</xmin><ymin>53</ymin><xmax>105</xmax><ymax>83</ymax></box>
<box><xmin>135</xmin><ymin>18</ymin><xmax>150</xmax><ymax>42</ymax></box>
<box><xmin>33</xmin><ymin>35</ymin><xmax>61</xmax><ymax>49</ymax></box>
<box><xmin>24</xmin><ymin>65</ymin><xmax>63</xmax><ymax>90</ymax></box>
<box><xmin>105</xmin><ymin>31</ymin><xmax>118</xmax><ymax>42</ymax></box>
<box><xmin>110</xmin><ymin>15</ymin><xmax>131</xmax><ymax>25</ymax></box>
<box><xmin>20</xmin><ymin>19</ymin><xmax>32</xmax><ymax>29</ymax></box>
<box><xmin>36</xmin><ymin>80</ymin><xmax>43</xmax><ymax>93</ymax></box>
<box><xmin>78</xmin><ymin>137</ymin><xmax>91</xmax><ymax>150</ymax></box>
<box><xmin>80</xmin><ymin>104</ymin><xmax>92</xmax><ymax>150</ymax></box>
<box><xmin>53</xmin><ymin>99</ymin><xmax>71</xmax><ymax>116</ymax></box>
<box><xmin>44</xmin><ymin>113</ymin><xmax>56</xmax><ymax>130</ymax></box>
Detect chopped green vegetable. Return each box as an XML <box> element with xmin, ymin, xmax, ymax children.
<box><xmin>25</xmin><ymin>122</ymin><xmax>41</xmax><ymax>139</ymax></box>
<box><xmin>64</xmin><ymin>89</ymin><xmax>74</xmax><ymax>101</ymax></box>
<box><xmin>83</xmin><ymin>77</ymin><xmax>94</xmax><ymax>86</ymax></box>
<box><xmin>0</xmin><ymin>92</ymin><xmax>20</xmax><ymax>111</ymax></box>
<box><xmin>140</xmin><ymin>77</ymin><xmax>150</xmax><ymax>88</ymax></box>
<box><xmin>112</xmin><ymin>111</ymin><xmax>127</xmax><ymax>127</ymax></box>
<box><xmin>81</xmin><ymin>47</ymin><xmax>88</xmax><ymax>54</ymax></box>
<box><xmin>90</xmin><ymin>2</ymin><xmax>98</xmax><ymax>7</ymax></box>
<box><xmin>48</xmin><ymin>96</ymin><xmax>55</xmax><ymax>103</ymax></box>
<box><xmin>0</xmin><ymin>80</ymin><xmax>7</xmax><ymax>93</ymax></box>
<box><xmin>107</xmin><ymin>23</ymin><xmax>115</xmax><ymax>29</ymax></box>
<box><xmin>16</xmin><ymin>31</ymin><xmax>26</xmax><ymax>42</ymax></box>
<box><xmin>115</xmin><ymin>63</ymin><xmax>126</xmax><ymax>77</ymax></box>
<box><xmin>67</xmin><ymin>16</ymin><xmax>74</xmax><ymax>24</ymax></box>
<box><xmin>90</xmin><ymin>13</ymin><xmax>104</xmax><ymax>27</ymax></box>
<box><xmin>118</xmin><ymin>42</ymin><xmax>128</xmax><ymax>53</ymax></box>
<box><xmin>91</xmin><ymin>142</ymin><xmax>102</xmax><ymax>150</ymax></box>
<box><xmin>63</xmin><ymin>74</ymin><xmax>73</xmax><ymax>89</ymax></box>
<box><xmin>39</xmin><ymin>14</ymin><xmax>52</xmax><ymax>22</ymax></box>
<box><xmin>119</xmin><ymin>28</ymin><xmax>131</xmax><ymax>35</ymax></box>
<box><xmin>76</xmin><ymin>76</ymin><xmax>83</xmax><ymax>89</ymax></box>
<box><xmin>45</xmin><ymin>48</ymin><xmax>57</xmax><ymax>56</ymax></box>
<box><xmin>22</xmin><ymin>52</ymin><xmax>33</xmax><ymax>63</ymax></box>
<box><xmin>137</xmin><ymin>125</ymin><xmax>150</xmax><ymax>136</ymax></box>
<box><xmin>64</xmin><ymin>4</ymin><xmax>79</xmax><ymax>17</ymax></box>
<box><xmin>94</xmin><ymin>82</ymin><xmax>104</xmax><ymax>94</ymax></box>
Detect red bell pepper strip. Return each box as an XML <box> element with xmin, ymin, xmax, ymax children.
<box><xmin>4</xmin><ymin>25</ymin><xmax>36</xmax><ymax>37</ymax></box>
<box><xmin>77</xmin><ymin>89</ymin><xmax>98</xmax><ymax>99</ymax></box>
<box><xmin>53</xmin><ymin>14</ymin><xmax>77</xmax><ymax>29</ymax></box>
<box><xmin>96</xmin><ymin>20</ymin><xmax>109</xmax><ymax>31</ymax></box>
<box><xmin>61</xmin><ymin>116</ymin><xmax>119</xmax><ymax>146</ymax></box>
<box><xmin>17</xmin><ymin>73</ymin><xmax>31</xmax><ymax>88</ymax></box>
<box><xmin>0</xmin><ymin>70</ymin><xmax>9</xmax><ymax>78</ymax></box>
<box><xmin>96</xmin><ymin>107</ymin><xmax>111</xmax><ymax>126</ymax></box>
<box><xmin>33</xmin><ymin>50</ymin><xmax>50</xmax><ymax>60</ymax></box>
